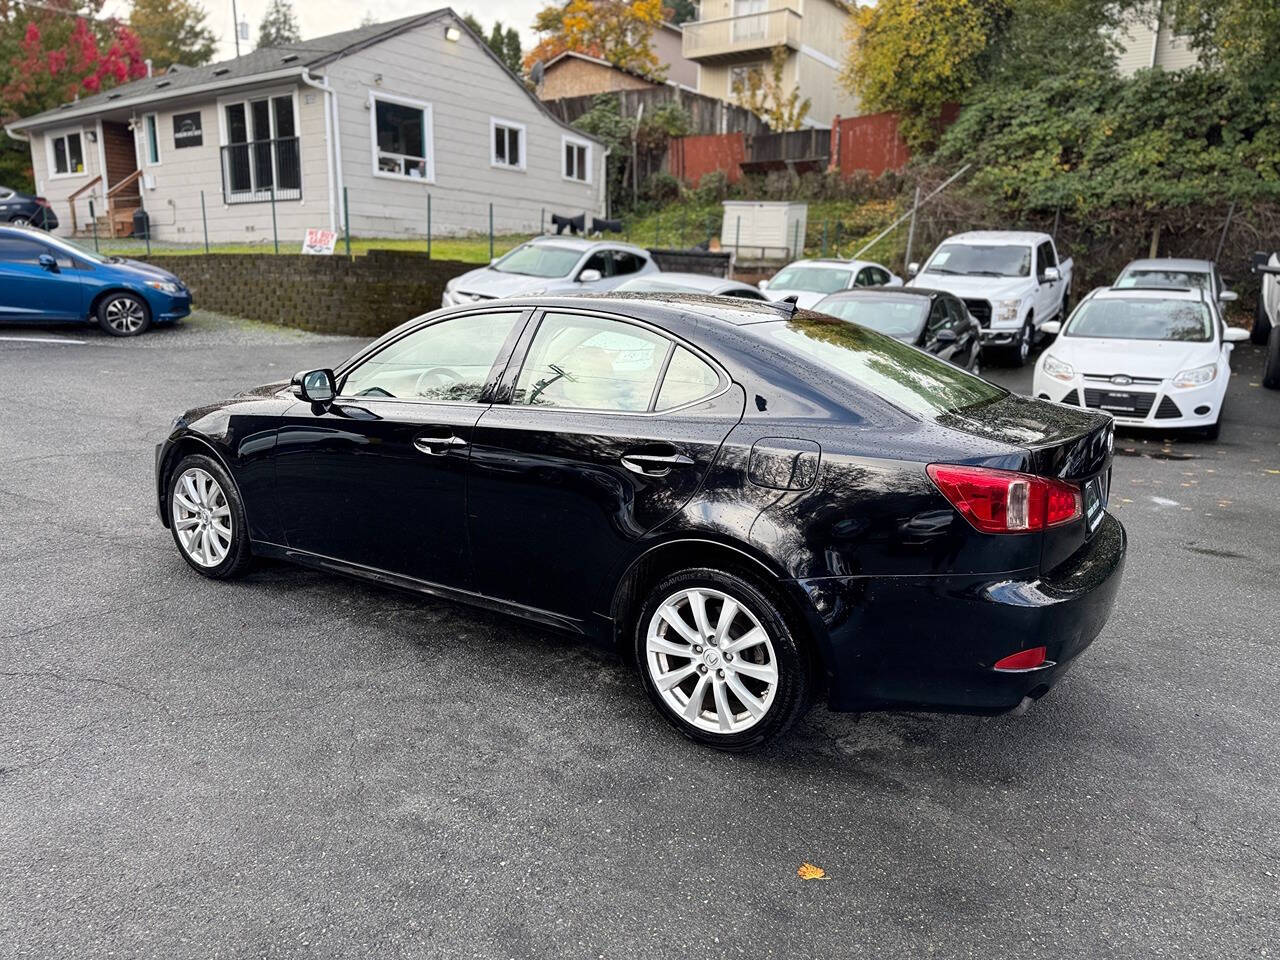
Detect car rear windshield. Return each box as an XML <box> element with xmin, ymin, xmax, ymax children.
<box><xmin>769</xmin><ymin>266</ymin><xmax>851</xmax><ymax>295</ymax></box>
<box><xmin>926</xmin><ymin>244</ymin><xmax>1031</xmax><ymax>278</ymax></box>
<box><xmin>819</xmin><ymin>297</ymin><xmax>928</xmax><ymax>340</ymax></box>
<box><xmin>1115</xmin><ymin>269</ymin><xmax>1209</xmax><ymax>292</ymax></box>
<box><xmin>1065</xmin><ymin>298</ymin><xmax>1212</xmax><ymax>342</ymax></box>
<box><xmin>765</xmin><ymin>316</ymin><xmax>1006</xmax><ymax>419</ymax></box>
<box><xmin>492</xmin><ymin>243</ymin><xmax>582</xmax><ymax>279</ymax></box>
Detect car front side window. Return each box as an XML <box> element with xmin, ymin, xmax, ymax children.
<box><xmin>513</xmin><ymin>313</ymin><xmax>670</xmax><ymax>412</ymax></box>
<box><xmin>340</xmin><ymin>312</ymin><xmax>522</xmax><ymax>402</ymax></box>
<box><xmin>0</xmin><ymin>236</ymin><xmax>49</xmax><ymax>263</ymax></box>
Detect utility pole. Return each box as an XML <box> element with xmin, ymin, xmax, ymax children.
<box><xmin>232</xmin><ymin>0</ymin><xmax>242</xmax><ymax>57</ymax></box>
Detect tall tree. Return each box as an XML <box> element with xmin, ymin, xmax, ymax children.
<box><xmin>1165</xmin><ymin>0</ymin><xmax>1280</xmax><ymax>91</ymax></box>
<box><xmin>487</xmin><ymin>20</ymin><xmax>522</xmax><ymax>74</ymax></box>
<box><xmin>257</xmin><ymin>0</ymin><xmax>300</xmax><ymax>48</ymax></box>
<box><xmin>525</xmin><ymin>0</ymin><xmax>667</xmax><ymax>79</ymax></box>
<box><xmin>129</xmin><ymin>0</ymin><xmax>217</xmax><ymax>70</ymax></box>
<box><xmin>983</xmin><ymin>0</ymin><xmax>1123</xmax><ymax>85</ymax></box>
<box><xmin>667</xmin><ymin>0</ymin><xmax>698</xmax><ymax>24</ymax></box>
<box><xmin>732</xmin><ymin>45</ymin><xmax>811</xmax><ymax>131</ymax></box>
<box><xmin>840</xmin><ymin>0</ymin><xmax>1010</xmax><ymax>148</ymax></box>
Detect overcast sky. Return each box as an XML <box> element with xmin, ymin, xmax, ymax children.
<box><xmin>108</xmin><ymin>1</ymin><xmax>549</xmax><ymax>62</ymax></box>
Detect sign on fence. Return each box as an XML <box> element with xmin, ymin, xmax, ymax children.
<box><xmin>302</xmin><ymin>228</ymin><xmax>337</xmax><ymax>255</ymax></box>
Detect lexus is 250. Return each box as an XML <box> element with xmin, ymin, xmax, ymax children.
<box><xmin>157</xmin><ymin>294</ymin><xmax>1125</xmax><ymax>750</ymax></box>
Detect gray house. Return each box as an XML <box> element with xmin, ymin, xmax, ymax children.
<box><xmin>3</xmin><ymin>8</ymin><xmax>607</xmax><ymax>244</ymax></box>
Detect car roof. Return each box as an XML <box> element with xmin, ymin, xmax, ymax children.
<box><xmin>1118</xmin><ymin>258</ymin><xmax>1213</xmax><ymax>272</ymax></box>
<box><xmin>526</xmin><ymin>235</ymin><xmax>650</xmax><ymax>255</ymax></box>
<box><xmin>944</xmin><ymin>231</ymin><xmax>1048</xmax><ymax>246</ymax></box>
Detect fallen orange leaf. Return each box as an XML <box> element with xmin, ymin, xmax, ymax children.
<box><xmin>797</xmin><ymin>862</ymin><xmax>826</xmax><ymax>880</ymax></box>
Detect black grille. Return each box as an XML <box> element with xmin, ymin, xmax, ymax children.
<box><xmin>1060</xmin><ymin>390</ymin><xmax>1080</xmax><ymax>405</ymax></box>
<box><xmin>1083</xmin><ymin>388</ymin><xmax>1155</xmax><ymax>417</ymax></box>
<box><xmin>963</xmin><ymin>299</ymin><xmax>992</xmax><ymax>327</ymax></box>
<box><xmin>1155</xmin><ymin>396</ymin><xmax>1182</xmax><ymax>419</ymax></box>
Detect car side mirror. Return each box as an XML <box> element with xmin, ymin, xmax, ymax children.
<box><xmin>907</xmin><ymin>262</ymin><xmax>920</xmax><ymax>277</ymax></box>
<box><xmin>757</xmin><ymin>279</ymin><xmax>769</xmax><ymax>291</ymax></box>
<box><xmin>1220</xmin><ymin>290</ymin><xmax>1238</xmax><ymax>302</ymax></box>
<box><xmin>291</xmin><ymin>368</ymin><xmax>336</xmax><ymax>404</ymax></box>
<box><xmin>1041</xmin><ymin>320</ymin><xmax>1062</xmax><ymax>335</ymax></box>
<box><xmin>578</xmin><ymin>268</ymin><xmax>602</xmax><ymax>284</ymax></box>
<box><xmin>1042</xmin><ymin>266</ymin><xmax>1061</xmax><ymax>283</ymax></box>
<box><xmin>1223</xmin><ymin>326</ymin><xmax>1249</xmax><ymax>343</ymax></box>
<box><xmin>38</xmin><ymin>253</ymin><xmax>58</xmax><ymax>272</ymax></box>
<box><xmin>934</xmin><ymin>328</ymin><xmax>958</xmax><ymax>343</ymax></box>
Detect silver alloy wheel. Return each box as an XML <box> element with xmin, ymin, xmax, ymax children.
<box><xmin>11</xmin><ymin>216</ymin><xmax>30</xmax><ymax>226</ymax></box>
<box><xmin>172</xmin><ymin>467</ymin><xmax>232</xmax><ymax>568</ymax></box>
<box><xmin>645</xmin><ymin>587</ymin><xmax>779</xmax><ymax>734</ymax></box>
<box><xmin>105</xmin><ymin>297</ymin><xmax>146</xmax><ymax>334</ymax></box>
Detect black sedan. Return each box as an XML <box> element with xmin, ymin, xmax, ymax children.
<box><xmin>0</xmin><ymin>185</ymin><xmax>58</xmax><ymax>229</ymax></box>
<box><xmin>815</xmin><ymin>287</ymin><xmax>983</xmax><ymax>373</ymax></box>
<box><xmin>156</xmin><ymin>294</ymin><xmax>1125</xmax><ymax>750</ymax></box>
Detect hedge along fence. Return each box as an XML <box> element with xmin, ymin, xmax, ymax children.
<box><xmin>142</xmin><ymin>250</ymin><xmax>474</xmax><ymax>338</ymax></box>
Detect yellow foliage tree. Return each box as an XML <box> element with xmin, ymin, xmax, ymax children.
<box><xmin>525</xmin><ymin>0</ymin><xmax>668</xmax><ymax>80</ymax></box>
<box><xmin>840</xmin><ymin>0</ymin><xmax>1010</xmax><ymax>148</ymax></box>
<box><xmin>732</xmin><ymin>45</ymin><xmax>812</xmax><ymax>132</ymax></box>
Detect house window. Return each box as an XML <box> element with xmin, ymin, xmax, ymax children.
<box><xmin>371</xmin><ymin>92</ymin><xmax>433</xmax><ymax>182</ymax></box>
<box><xmin>729</xmin><ymin>62</ymin><xmax>767</xmax><ymax>95</ymax></box>
<box><xmin>144</xmin><ymin>114</ymin><xmax>161</xmax><ymax>165</ymax></box>
<box><xmin>491</xmin><ymin>118</ymin><xmax>525</xmax><ymax>170</ymax></box>
<box><xmin>562</xmin><ymin>135</ymin><xmax>590</xmax><ymax>183</ymax></box>
<box><xmin>50</xmin><ymin>131</ymin><xmax>85</xmax><ymax>177</ymax></box>
<box><xmin>220</xmin><ymin>93</ymin><xmax>300</xmax><ymax>203</ymax></box>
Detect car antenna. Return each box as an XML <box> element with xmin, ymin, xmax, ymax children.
<box><xmin>773</xmin><ymin>294</ymin><xmax>801</xmax><ymax>317</ymax></box>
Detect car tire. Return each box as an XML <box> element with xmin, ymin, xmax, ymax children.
<box><xmin>1264</xmin><ymin>325</ymin><xmax>1280</xmax><ymax>390</ymax></box>
<box><xmin>1251</xmin><ymin>288</ymin><xmax>1272</xmax><ymax>345</ymax></box>
<box><xmin>98</xmin><ymin>292</ymin><xmax>151</xmax><ymax>337</ymax></box>
<box><xmin>9</xmin><ymin>215</ymin><xmax>30</xmax><ymax>227</ymax></box>
<box><xmin>167</xmin><ymin>453</ymin><xmax>252</xmax><ymax>579</ymax></box>
<box><xmin>634</xmin><ymin>567</ymin><xmax>811</xmax><ymax>751</ymax></box>
<box><xmin>1059</xmin><ymin>287</ymin><xmax>1072</xmax><ymax>321</ymax></box>
<box><xmin>1011</xmin><ymin>318</ymin><xmax>1034</xmax><ymax>367</ymax></box>
<box><xmin>1201</xmin><ymin>418</ymin><xmax>1221</xmax><ymax>441</ymax></box>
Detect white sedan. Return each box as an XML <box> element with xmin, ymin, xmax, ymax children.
<box><xmin>1033</xmin><ymin>286</ymin><xmax>1249</xmax><ymax>439</ymax></box>
<box><xmin>759</xmin><ymin>258</ymin><xmax>902</xmax><ymax>310</ymax></box>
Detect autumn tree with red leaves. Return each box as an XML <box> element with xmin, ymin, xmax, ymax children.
<box><xmin>1</xmin><ymin>1</ymin><xmax>148</xmax><ymax>189</ymax></box>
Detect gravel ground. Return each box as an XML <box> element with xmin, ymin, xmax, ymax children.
<box><xmin>1</xmin><ymin>312</ymin><xmax>1277</xmax><ymax>960</ymax></box>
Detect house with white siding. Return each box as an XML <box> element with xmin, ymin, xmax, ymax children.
<box><xmin>1115</xmin><ymin>8</ymin><xmax>1202</xmax><ymax>76</ymax></box>
<box><xmin>3</xmin><ymin>8</ymin><xmax>607</xmax><ymax>245</ymax></box>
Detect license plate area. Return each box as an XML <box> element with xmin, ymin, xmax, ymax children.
<box><xmin>1082</xmin><ymin>473</ymin><xmax>1107</xmax><ymax>533</ymax></box>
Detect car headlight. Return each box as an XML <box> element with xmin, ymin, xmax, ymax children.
<box><xmin>995</xmin><ymin>299</ymin><xmax>1022</xmax><ymax>324</ymax></box>
<box><xmin>146</xmin><ymin>280</ymin><xmax>181</xmax><ymax>295</ymax></box>
<box><xmin>1172</xmin><ymin>363</ymin><xmax>1217</xmax><ymax>388</ymax></box>
<box><xmin>1042</xmin><ymin>354</ymin><xmax>1075</xmax><ymax>382</ymax></box>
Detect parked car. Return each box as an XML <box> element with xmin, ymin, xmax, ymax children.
<box><xmin>1115</xmin><ymin>257</ymin><xmax>1238</xmax><ymax>309</ymax></box>
<box><xmin>758</xmin><ymin>258</ymin><xmax>902</xmax><ymax>309</ymax></box>
<box><xmin>0</xmin><ymin>185</ymin><xmax>58</xmax><ymax>230</ymax></box>
<box><xmin>156</xmin><ymin>295</ymin><xmax>1124</xmax><ymax>750</ymax></box>
<box><xmin>615</xmin><ymin>272</ymin><xmax>767</xmax><ymax>299</ymax></box>
<box><xmin>908</xmin><ymin>231</ymin><xmax>1074</xmax><ymax>366</ymax></box>
<box><xmin>442</xmin><ymin>236</ymin><xmax>659</xmax><ymax>306</ymax></box>
<box><xmin>814</xmin><ymin>287</ymin><xmax>983</xmax><ymax>373</ymax></box>
<box><xmin>0</xmin><ymin>225</ymin><xmax>190</xmax><ymax>335</ymax></box>
<box><xmin>1254</xmin><ymin>252</ymin><xmax>1280</xmax><ymax>388</ymax></box>
<box><xmin>1033</xmin><ymin>285</ymin><xmax>1248</xmax><ymax>438</ymax></box>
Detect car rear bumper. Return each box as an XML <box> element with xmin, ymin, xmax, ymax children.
<box><xmin>793</xmin><ymin>512</ymin><xmax>1126</xmax><ymax>713</ymax></box>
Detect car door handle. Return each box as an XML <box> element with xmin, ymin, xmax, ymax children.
<box><xmin>620</xmin><ymin>451</ymin><xmax>695</xmax><ymax>476</ymax></box>
<box><xmin>413</xmin><ymin>434</ymin><xmax>468</xmax><ymax>456</ymax></box>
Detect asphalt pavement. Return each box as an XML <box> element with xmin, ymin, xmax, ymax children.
<box><xmin>1</xmin><ymin>313</ymin><xmax>1277</xmax><ymax>959</ymax></box>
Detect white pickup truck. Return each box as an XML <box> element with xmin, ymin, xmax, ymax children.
<box><xmin>907</xmin><ymin>231</ymin><xmax>1074</xmax><ymax>366</ymax></box>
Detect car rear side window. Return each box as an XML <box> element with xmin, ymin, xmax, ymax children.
<box><xmin>340</xmin><ymin>312</ymin><xmax>522</xmax><ymax>402</ymax></box>
<box><xmin>514</xmin><ymin>313</ymin><xmax>668</xmax><ymax>412</ymax></box>
<box><xmin>765</xmin><ymin>316</ymin><xmax>1005</xmax><ymax>419</ymax></box>
<box><xmin>656</xmin><ymin>347</ymin><xmax>720</xmax><ymax>410</ymax></box>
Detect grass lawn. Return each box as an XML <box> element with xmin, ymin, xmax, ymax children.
<box><xmin>83</xmin><ymin>233</ymin><xmax>538</xmax><ymax>263</ymax></box>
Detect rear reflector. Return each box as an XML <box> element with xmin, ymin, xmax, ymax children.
<box><xmin>994</xmin><ymin>647</ymin><xmax>1047</xmax><ymax>671</ymax></box>
<box><xmin>926</xmin><ymin>463</ymin><xmax>1082</xmax><ymax>533</ymax></box>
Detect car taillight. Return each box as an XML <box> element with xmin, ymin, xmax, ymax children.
<box><xmin>926</xmin><ymin>463</ymin><xmax>1082</xmax><ymax>533</ymax></box>
<box><xmin>34</xmin><ymin>197</ymin><xmax>51</xmax><ymax>207</ymax></box>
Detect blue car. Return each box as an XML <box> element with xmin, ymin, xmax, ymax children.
<box><xmin>0</xmin><ymin>225</ymin><xmax>191</xmax><ymax>336</ymax></box>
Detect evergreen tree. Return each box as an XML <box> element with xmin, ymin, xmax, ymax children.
<box><xmin>257</xmin><ymin>0</ymin><xmax>301</xmax><ymax>48</ymax></box>
<box><xmin>129</xmin><ymin>0</ymin><xmax>218</xmax><ymax>69</ymax></box>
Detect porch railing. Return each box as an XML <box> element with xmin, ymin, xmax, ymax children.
<box><xmin>220</xmin><ymin>137</ymin><xmax>302</xmax><ymax>204</ymax></box>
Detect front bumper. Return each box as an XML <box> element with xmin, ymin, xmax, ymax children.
<box><xmin>1035</xmin><ymin>377</ymin><xmax>1222</xmax><ymax>429</ymax></box>
<box><xmin>794</xmin><ymin>513</ymin><xmax>1126</xmax><ymax>713</ymax></box>
<box><xmin>981</xmin><ymin>325</ymin><xmax>1021</xmax><ymax>345</ymax></box>
<box><xmin>154</xmin><ymin>291</ymin><xmax>192</xmax><ymax>323</ymax></box>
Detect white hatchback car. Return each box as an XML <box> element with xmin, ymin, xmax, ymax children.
<box><xmin>759</xmin><ymin>258</ymin><xmax>902</xmax><ymax>310</ymax></box>
<box><xmin>1033</xmin><ymin>286</ymin><xmax>1249</xmax><ymax>438</ymax></box>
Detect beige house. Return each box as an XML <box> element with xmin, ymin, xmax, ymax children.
<box><xmin>1115</xmin><ymin>9</ymin><xmax>1201</xmax><ymax>76</ymax></box>
<box><xmin>681</xmin><ymin>0</ymin><xmax>858</xmax><ymax>126</ymax></box>
<box><xmin>4</xmin><ymin>9</ymin><xmax>606</xmax><ymax>245</ymax></box>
